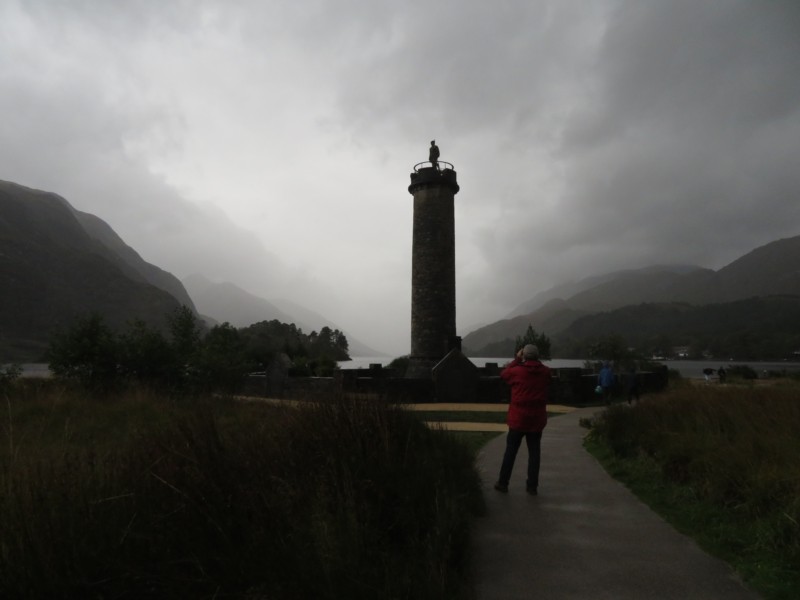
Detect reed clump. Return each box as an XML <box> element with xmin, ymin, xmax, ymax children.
<box><xmin>0</xmin><ymin>384</ymin><xmax>484</xmax><ymax>599</ymax></box>
<box><xmin>589</xmin><ymin>384</ymin><xmax>800</xmax><ymax>599</ymax></box>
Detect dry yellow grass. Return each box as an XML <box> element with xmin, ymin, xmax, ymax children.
<box><xmin>407</xmin><ymin>403</ymin><xmax>575</xmax><ymax>413</ymax></box>
<box><xmin>412</xmin><ymin>403</ymin><xmax>576</xmax><ymax>431</ymax></box>
<box><xmin>426</xmin><ymin>422</ymin><xmax>508</xmax><ymax>432</ymax></box>
<box><xmin>234</xmin><ymin>398</ymin><xmax>575</xmax><ymax>431</ymax></box>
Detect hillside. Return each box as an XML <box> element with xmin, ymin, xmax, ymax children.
<box><xmin>464</xmin><ymin>236</ymin><xmax>800</xmax><ymax>356</ymax></box>
<box><xmin>675</xmin><ymin>236</ymin><xmax>800</xmax><ymax>303</ymax></box>
<box><xmin>0</xmin><ymin>179</ymin><xmax>380</xmax><ymax>361</ymax></box>
<box><xmin>556</xmin><ymin>296</ymin><xmax>800</xmax><ymax>359</ymax></box>
<box><xmin>183</xmin><ymin>274</ymin><xmax>383</xmax><ymax>357</ymax></box>
<box><xmin>0</xmin><ymin>181</ymin><xmax>191</xmax><ymax>360</ymax></box>
<box><xmin>73</xmin><ymin>210</ymin><xmax>196</xmax><ymax>310</ymax></box>
<box><xmin>183</xmin><ymin>274</ymin><xmax>295</xmax><ymax>328</ymax></box>
<box><xmin>505</xmin><ymin>264</ymin><xmax>706</xmax><ymax>317</ymax></box>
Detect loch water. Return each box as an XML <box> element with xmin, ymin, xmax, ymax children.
<box><xmin>15</xmin><ymin>358</ymin><xmax>800</xmax><ymax>380</ymax></box>
<box><xmin>339</xmin><ymin>356</ymin><xmax>800</xmax><ymax>379</ymax></box>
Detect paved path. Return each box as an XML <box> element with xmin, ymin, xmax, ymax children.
<box><xmin>472</xmin><ymin>407</ymin><xmax>761</xmax><ymax>599</ymax></box>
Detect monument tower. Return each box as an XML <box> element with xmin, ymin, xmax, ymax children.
<box><xmin>406</xmin><ymin>141</ymin><xmax>461</xmax><ymax>379</ymax></box>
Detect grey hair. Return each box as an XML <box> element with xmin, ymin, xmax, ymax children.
<box><xmin>523</xmin><ymin>344</ymin><xmax>539</xmax><ymax>359</ymax></box>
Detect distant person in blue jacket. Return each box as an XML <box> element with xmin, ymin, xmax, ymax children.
<box><xmin>598</xmin><ymin>362</ymin><xmax>615</xmax><ymax>404</ymax></box>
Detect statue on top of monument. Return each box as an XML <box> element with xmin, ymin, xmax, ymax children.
<box><xmin>429</xmin><ymin>140</ymin><xmax>440</xmax><ymax>170</ymax></box>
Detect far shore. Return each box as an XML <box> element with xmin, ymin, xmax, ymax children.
<box><xmin>12</xmin><ymin>358</ymin><xmax>800</xmax><ymax>381</ymax></box>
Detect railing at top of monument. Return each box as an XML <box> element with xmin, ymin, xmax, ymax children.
<box><xmin>413</xmin><ymin>160</ymin><xmax>455</xmax><ymax>172</ymax></box>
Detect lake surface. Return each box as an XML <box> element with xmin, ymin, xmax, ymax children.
<box><xmin>338</xmin><ymin>356</ymin><xmax>587</xmax><ymax>370</ymax></box>
<box><xmin>339</xmin><ymin>356</ymin><xmax>800</xmax><ymax>379</ymax></box>
<box><xmin>16</xmin><ymin>358</ymin><xmax>800</xmax><ymax>380</ymax></box>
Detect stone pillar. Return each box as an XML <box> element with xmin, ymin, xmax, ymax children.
<box><xmin>406</xmin><ymin>163</ymin><xmax>460</xmax><ymax>379</ymax></box>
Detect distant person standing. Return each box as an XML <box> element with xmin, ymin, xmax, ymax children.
<box><xmin>598</xmin><ymin>361</ymin><xmax>615</xmax><ymax>404</ymax></box>
<box><xmin>494</xmin><ymin>344</ymin><xmax>551</xmax><ymax>495</ymax></box>
<box><xmin>429</xmin><ymin>139</ymin><xmax>440</xmax><ymax>170</ymax></box>
<box><xmin>717</xmin><ymin>366</ymin><xmax>727</xmax><ymax>383</ymax></box>
<box><xmin>625</xmin><ymin>366</ymin><xmax>640</xmax><ymax>405</ymax></box>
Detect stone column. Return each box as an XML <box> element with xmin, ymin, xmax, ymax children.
<box><xmin>406</xmin><ymin>164</ymin><xmax>460</xmax><ymax>379</ymax></box>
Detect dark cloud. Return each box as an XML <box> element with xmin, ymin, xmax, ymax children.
<box><xmin>1</xmin><ymin>1</ymin><xmax>798</xmax><ymax>353</ymax></box>
<box><xmin>470</xmin><ymin>1</ymin><xmax>800</xmax><ymax>313</ymax></box>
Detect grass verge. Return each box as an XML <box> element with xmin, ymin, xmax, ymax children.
<box><xmin>584</xmin><ymin>385</ymin><xmax>800</xmax><ymax>600</ymax></box>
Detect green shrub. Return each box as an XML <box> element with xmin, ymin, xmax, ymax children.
<box><xmin>46</xmin><ymin>313</ymin><xmax>121</xmax><ymax>390</ymax></box>
<box><xmin>727</xmin><ymin>364</ymin><xmax>759</xmax><ymax>380</ymax></box>
<box><xmin>0</xmin><ymin>363</ymin><xmax>22</xmax><ymax>386</ymax></box>
<box><xmin>387</xmin><ymin>355</ymin><xmax>410</xmax><ymax>377</ymax></box>
<box><xmin>588</xmin><ymin>385</ymin><xmax>800</xmax><ymax>598</ymax></box>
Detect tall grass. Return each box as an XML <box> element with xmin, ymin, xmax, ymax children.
<box><xmin>588</xmin><ymin>384</ymin><xmax>800</xmax><ymax>599</ymax></box>
<box><xmin>1</xmin><ymin>383</ymin><xmax>484</xmax><ymax>599</ymax></box>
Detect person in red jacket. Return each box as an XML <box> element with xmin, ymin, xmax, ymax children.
<box><xmin>494</xmin><ymin>344</ymin><xmax>551</xmax><ymax>495</ymax></box>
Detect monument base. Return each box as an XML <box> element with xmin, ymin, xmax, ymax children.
<box><xmin>405</xmin><ymin>356</ymin><xmax>438</xmax><ymax>379</ymax></box>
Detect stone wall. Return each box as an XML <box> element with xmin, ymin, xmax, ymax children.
<box><xmin>241</xmin><ymin>363</ymin><xmax>669</xmax><ymax>406</ymax></box>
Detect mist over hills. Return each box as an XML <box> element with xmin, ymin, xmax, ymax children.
<box><xmin>464</xmin><ymin>237</ymin><xmax>800</xmax><ymax>357</ymax></box>
<box><xmin>3</xmin><ymin>178</ymin><xmax>798</xmax><ymax>363</ymax></box>
<box><xmin>183</xmin><ymin>274</ymin><xmax>295</xmax><ymax>328</ymax></box>
<box><xmin>0</xmin><ymin>180</ymin><xmax>380</xmax><ymax>361</ymax></box>
<box><xmin>182</xmin><ymin>274</ymin><xmax>383</xmax><ymax>357</ymax></box>
<box><xmin>0</xmin><ymin>180</ymin><xmax>191</xmax><ymax>360</ymax></box>
<box><xmin>505</xmin><ymin>264</ymin><xmax>708</xmax><ymax>317</ymax></box>
<box><xmin>73</xmin><ymin>210</ymin><xmax>196</xmax><ymax>310</ymax></box>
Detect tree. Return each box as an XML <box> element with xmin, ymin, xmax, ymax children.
<box><xmin>168</xmin><ymin>305</ymin><xmax>202</xmax><ymax>366</ymax></box>
<box><xmin>586</xmin><ymin>334</ymin><xmax>633</xmax><ymax>367</ymax></box>
<box><xmin>47</xmin><ymin>313</ymin><xmax>120</xmax><ymax>389</ymax></box>
<box><xmin>334</xmin><ymin>330</ymin><xmax>349</xmax><ymax>356</ymax></box>
<box><xmin>308</xmin><ymin>326</ymin><xmax>349</xmax><ymax>361</ymax></box>
<box><xmin>193</xmin><ymin>323</ymin><xmax>250</xmax><ymax>393</ymax></box>
<box><xmin>514</xmin><ymin>325</ymin><xmax>552</xmax><ymax>360</ymax></box>
<box><xmin>0</xmin><ymin>363</ymin><xmax>22</xmax><ymax>389</ymax></box>
<box><xmin>117</xmin><ymin>319</ymin><xmax>177</xmax><ymax>387</ymax></box>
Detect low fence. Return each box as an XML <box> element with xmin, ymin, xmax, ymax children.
<box><xmin>241</xmin><ymin>364</ymin><xmax>670</xmax><ymax>406</ymax></box>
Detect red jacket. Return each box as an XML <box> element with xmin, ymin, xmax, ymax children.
<box><xmin>500</xmin><ymin>358</ymin><xmax>551</xmax><ymax>432</ymax></box>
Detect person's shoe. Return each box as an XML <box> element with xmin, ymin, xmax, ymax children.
<box><xmin>526</xmin><ymin>486</ymin><xmax>538</xmax><ymax>496</ymax></box>
<box><xmin>493</xmin><ymin>482</ymin><xmax>508</xmax><ymax>493</ymax></box>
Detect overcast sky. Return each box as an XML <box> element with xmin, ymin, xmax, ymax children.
<box><xmin>2</xmin><ymin>1</ymin><xmax>799</xmax><ymax>356</ymax></box>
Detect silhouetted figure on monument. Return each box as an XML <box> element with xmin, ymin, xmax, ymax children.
<box><xmin>429</xmin><ymin>140</ymin><xmax>440</xmax><ymax>170</ymax></box>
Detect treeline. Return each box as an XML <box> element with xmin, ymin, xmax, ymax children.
<box><xmin>46</xmin><ymin>307</ymin><xmax>349</xmax><ymax>392</ymax></box>
<box><xmin>553</xmin><ymin>296</ymin><xmax>800</xmax><ymax>360</ymax></box>
<box><xmin>467</xmin><ymin>296</ymin><xmax>800</xmax><ymax>360</ymax></box>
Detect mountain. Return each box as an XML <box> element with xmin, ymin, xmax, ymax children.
<box><xmin>671</xmin><ymin>236</ymin><xmax>800</xmax><ymax>303</ymax></box>
<box><xmin>182</xmin><ymin>274</ymin><xmax>296</xmax><ymax>328</ymax></box>
<box><xmin>461</xmin><ymin>299</ymin><xmax>594</xmax><ymax>356</ymax></box>
<box><xmin>505</xmin><ymin>264</ymin><xmax>705</xmax><ymax>317</ymax></box>
<box><xmin>464</xmin><ymin>236</ymin><xmax>800</xmax><ymax>355</ymax></box>
<box><xmin>182</xmin><ymin>275</ymin><xmax>384</xmax><ymax>357</ymax></box>
<box><xmin>0</xmin><ymin>180</ymin><xmax>194</xmax><ymax>360</ymax></box>
<box><xmin>73</xmin><ymin>210</ymin><xmax>196</xmax><ymax>310</ymax></box>
<box><xmin>557</xmin><ymin>296</ymin><xmax>800</xmax><ymax>359</ymax></box>
<box><xmin>268</xmin><ymin>298</ymin><xmax>384</xmax><ymax>357</ymax></box>
<box><xmin>0</xmin><ymin>179</ymin><xmax>381</xmax><ymax>361</ymax></box>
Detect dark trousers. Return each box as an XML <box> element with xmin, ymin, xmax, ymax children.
<box><xmin>498</xmin><ymin>429</ymin><xmax>542</xmax><ymax>490</ymax></box>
